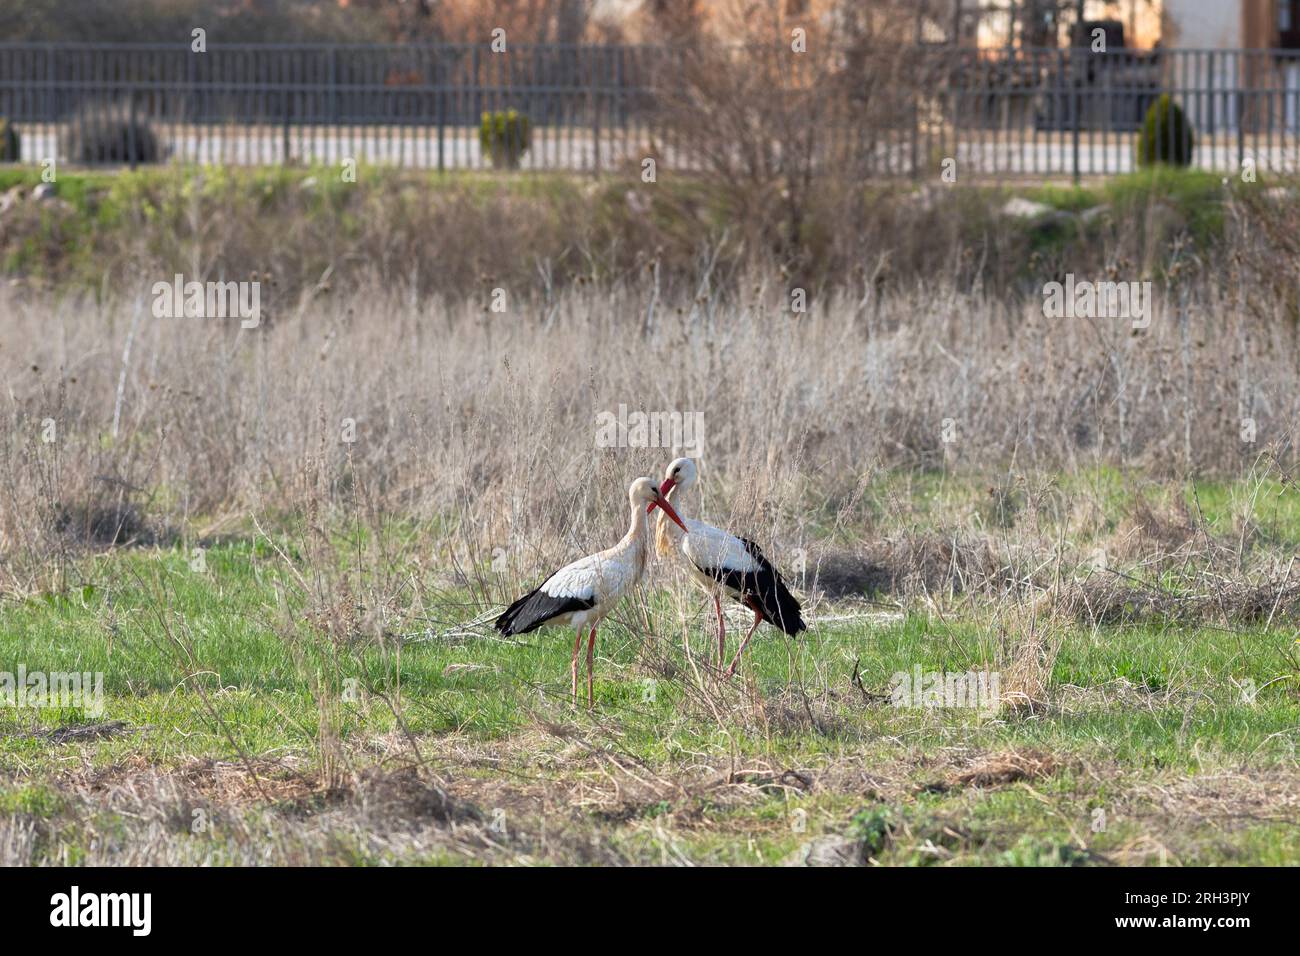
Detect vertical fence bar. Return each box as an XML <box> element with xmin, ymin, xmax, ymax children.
<box><xmin>1071</xmin><ymin>45</ymin><xmax>1081</xmax><ymax>184</ymax></box>
<box><xmin>437</xmin><ymin>48</ymin><xmax>445</xmax><ymax>172</ymax></box>
<box><xmin>1236</xmin><ymin>50</ymin><xmax>1245</xmax><ymax>173</ymax></box>
<box><xmin>282</xmin><ymin>50</ymin><xmax>291</xmax><ymax>165</ymax></box>
<box><xmin>329</xmin><ymin>44</ymin><xmax>337</xmax><ymax>166</ymax></box>
<box><xmin>127</xmin><ymin>85</ymin><xmax>137</xmax><ymax>171</ymax></box>
<box><xmin>590</xmin><ymin>47</ymin><xmax>600</xmax><ymax>175</ymax></box>
<box><xmin>46</xmin><ymin>44</ymin><xmax>56</xmax><ymax>166</ymax></box>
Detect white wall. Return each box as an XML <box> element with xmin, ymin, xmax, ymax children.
<box><xmin>1162</xmin><ymin>1</ymin><xmax>1243</xmax><ymax>132</ymax></box>
<box><xmin>1162</xmin><ymin>0</ymin><xmax>1241</xmax><ymax>48</ymax></box>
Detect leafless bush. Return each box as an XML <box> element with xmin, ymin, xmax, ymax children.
<box><xmin>647</xmin><ymin>4</ymin><xmax>921</xmax><ymax>280</ymax></box>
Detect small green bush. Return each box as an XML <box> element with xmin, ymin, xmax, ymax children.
<box><xmin>0</xmin><ymin>119</ymin><xmax>19</xmax><ymax>162</ymax></box>
<box><xmin>1137</xmin><ymin>94</ymin><xmax>1194</xmax><ymax>168</ymax></box>
<box><xmin>60</xmin><ymin>103</ymin><xmax>162</xmax><ymax>165</ymax></box>
<box><xmin>479</xmin><ymin>110</ymin><xmax>531</xmax><ymax>169</ymax></box>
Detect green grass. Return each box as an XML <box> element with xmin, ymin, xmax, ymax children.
<box><xmin>2</xmin><ymin>524</ymin><xmax>1297</xmax><ymax>865</ymax></box>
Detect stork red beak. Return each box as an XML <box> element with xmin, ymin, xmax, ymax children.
<box><xmin>648</xmin><ymin>493</ymin><xmax>688</xmax><ymax>533</ymax></box>
<box><xmin>647</xmin><ymin>477</ymin><xmax>677</xmax><ymax>515</ymax></box>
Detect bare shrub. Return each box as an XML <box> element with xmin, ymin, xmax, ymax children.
<box><xmin>60</xmin><ymin>102</ymin><xmax>163</xmax><ymax>165</ymax></box>
<box><xmin>647</xmin><ymin>3</ymin><xmax>921</xmax><ymax>283</ymax></box>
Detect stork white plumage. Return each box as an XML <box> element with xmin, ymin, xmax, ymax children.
<box><xmin>495</xmin><ymin>477</ymin><xmax>688</xmax><ymax>708</ymax></box>
<box><xmin>653</xmin><ymin>458</ymin><xmax>806</xmax><ymax>677</ymax></box>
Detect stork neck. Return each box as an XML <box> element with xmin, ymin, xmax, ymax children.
<box><xmin>616</xmin><ymin>503</ymin><xmax>649</xmax><ymax>575</ymax></box>
<box><xmin>655</xmin><ymin>483</ymin><xmax>690</xmax><ymax>551</ymax></box>
<box><xmin>667</xmin><ymin>481</ymin><xmax>691</xmax><ymax>517</ymax></box>
<box><xmin>624</xmin><ymin>502</ymin><xmax>650</xmax><ymax>547</ymax></box>
<box><xmin>668</xmin><ymin>483</ymin><xmax>692</xmax><ymax>527</ymax></box>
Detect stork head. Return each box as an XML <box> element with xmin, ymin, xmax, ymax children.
<box><xmin>657</xmin><ymin>457</ymin><xmax>698</xmax><ymax>498</ymax></box>
<box><xmin>631</xmin><ymin>476</ymin><xmax>688</xmax><ymax>532</ymax></box>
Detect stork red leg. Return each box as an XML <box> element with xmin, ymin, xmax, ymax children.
<box><xmin>713</xmin><ymin>594</ymin><xmax>726</xmax><ymax>666</ymax></box>
<box><xmin>585</xmin><ymin>625</ymin><xmax>597</xmax><ymax>710</ymax></box>
<box><xmin>724</xmin><ymin>603</ymin><xmax>764</xmax><ymax>679</ymax></box>
<box><xmin>571</xmin><ymin>628</ymin><xmax>583</xmax><ymax>705</ymax></box>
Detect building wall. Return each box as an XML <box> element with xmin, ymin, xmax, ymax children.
<box><xmin>1160</xmin><ymin>1</ymin><xmax>1244</xmax><ymax>133</ymax></box>
<box><xmin>1162</xmin><ymin>0</ymin><xmax>1242</xmax><ymax>48</ymax></box>
<box><xmin>1241</xmin><ymin>0</ymin><xmax>1279</xmax><ymax>49</ymax></box>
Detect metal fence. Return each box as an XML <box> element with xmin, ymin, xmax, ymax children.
<box><xmin>921</xmin><ymin>46</ymin><xmax>1300</xmax><ymax>178</ymax></box>
<box><xmin>0</xmin><ymin>42</ymin><xmax>669</xmax><ymax>172</ymax></box>
<box><xmin>2</xmin><ymin>42</ymin><xmax>1300</xmax><ymax>178</ymax></box>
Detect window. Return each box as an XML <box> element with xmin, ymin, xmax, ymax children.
<box><xmin>1282</xmin><ymin>1</ymin><xmax>1300</xmax><ymax>48</ymax></box>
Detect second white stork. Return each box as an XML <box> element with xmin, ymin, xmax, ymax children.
<box><xmin>653</xmin><ymin>457</ymin><xmax>806</xmax><ymax>677</ymax></box>
<box><xmin>495</xmin><ymin>476</ymin><xmax>689</xmax><ymax>708</ymax></box>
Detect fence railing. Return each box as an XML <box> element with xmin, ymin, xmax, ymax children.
<box><xmin>921</xmin><ymin>46</ymin><xmax>1300</xmax><ymax>178</ymax></box>
<box><xmin>0</xmin><ymin>42</ymin><xmax>671</xmax><ymax>172</ymax></box>
<box><xmin>2</xmin><ymin>42</ymin><xmax>1299</xmax><ymax>178</ymax></box>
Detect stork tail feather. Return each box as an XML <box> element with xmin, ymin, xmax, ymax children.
<box><xmin>756</xmin><ymin>575</ymin><xmax>806</xmax><ymax>635</ymax></box>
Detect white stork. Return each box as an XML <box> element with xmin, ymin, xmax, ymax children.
<box><xmin>495</xmin><ymin>476</ymin><xmax>688</xmax><ymax>708</ymax></box>
<box><xmin>653</xmin><ymin>457</ymin><xmax>805</xmax><ymax>677</ymax></box>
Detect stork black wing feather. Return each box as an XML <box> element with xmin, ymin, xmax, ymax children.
<box><xmin>693</xmin><ymin>537</ymin><xmax>806</xmax><ymax>635</ymax></box>
<box><xmin>494</xmin><ymin>584</ymin><xmax>596</xmax><ymax>636</ymax></box>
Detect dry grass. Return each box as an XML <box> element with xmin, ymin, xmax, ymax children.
<box><xmin>944</xmin><ymin>749</ymin><xmax>1063</xmax><ymax>789</ymax></box>
<box><xmin>3</xmin><ymin>272</ymin><xmax>1298</xmax><ymax>595</ymax></box>
<box><xmin>4</xmin><ymin>739</ymin><xmax>1283</xmax><ymax>867</ymax></box>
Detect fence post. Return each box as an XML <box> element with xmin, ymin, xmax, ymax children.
<box><xmin>329</xmin><ymin>46</ymin><xmax>337</xmax><ymax>125</ymax></box>
<box><xmin>46</xmin><ymin>43</ymin><xmax>56</xmax><ymax>135</ymax></box>
<box><xmin>1237</xmin><ymin>51</ymin><xmax>1246</xmax><ymax>173</ymax></box>
<box><xmin>128</xmin><ymin>89</ymin><xmax>138</xmax><ymax>171</ymax></box>
<box><xmin>1071</xmin><ymin>45</ymin><xmax>1081</xmax><ymax>185</ymax></box>
<box><xmin>590</xmin><ymin>48</ymin><xmax>601</xmax><ymax>176</ymax></box>
<box><xmin>472</xmin><ymin>45</ymin><xmax>481</xmax><ymax>168</ymax></box>
<box><xmin>910</xmin><ymin>68</ymin><xmax>920</xmax><ymax>181</ymax></box>
<box><xmin>1207</xmin><ymin>50</ymin><xmax>1216</xmax><ymax>143</ymax></box>
<box><xmin>282</xmin><ymin>65</ymin><xmax>291</xmax><ymax>165</ymax></box>
<box><xmin>437</xmin><ymin>73</ymin><xmax>445</xmax><ymax>173</ymax></box>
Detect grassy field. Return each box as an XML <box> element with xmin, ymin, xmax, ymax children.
<box><xmin>2</xmin><ymin>161</ymin><xmax>1299</xmax><ymax>866</ymax></box>
<box><xmin>3</xmin><ymin>471</ymin><xmax>1298</xmax><ymax>866</ymax></box>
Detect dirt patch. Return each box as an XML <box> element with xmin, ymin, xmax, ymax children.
<box><xmin>39</xmin><ymin>720</ymin><xmax>133</xmax><ymax>744</ymax></box>
<box><xmin>1109</xmin><ymin>497</ymin><xmax>1202</xmax><ymax>560</ymax></box>
<box><xmin>1053</xmin><ymin>678</ymin><xmax>1186</xmax><ymax>714</ymax></box>
<box><xmin>1132</xmin><ymin>769</ymin><xmax>1300</xmax><ymax>830</ymax></box>
<box><xmin>923</xmin><ymin>749</ymin><xmax>1062</xmax><ymax>793</ymax></box>
<box><xmin>812</xmin><ymin>552</ymin><xmax>894</xmax><ymax>599</ymax></box>
<box><xmin>53</xmin><ymin>500</ymin><xmax>172</xmax><ymax>548</ymax></box>
<box><xmin>73</xmin><ymin>755</ymin><xmax>318</xmax><ymax>806</ymax></box>
<box><xmin>1059</xmin><ymin>574</ymin><xmax>1300</xmax><ymax>627</ymax></box>
<box><xmin>811</xmin><ymin>534</ymin><xmax>1007</xmax><ymax>600</ymax></box>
